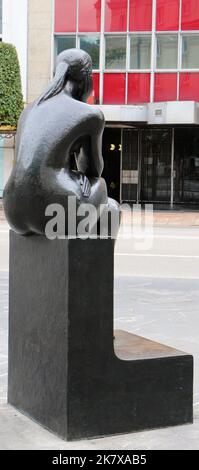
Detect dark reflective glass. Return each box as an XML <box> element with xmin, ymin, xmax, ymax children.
<box><xmin>80</xmin><ymin>35</ymin><xmax>100</xmax><ymax>69</ymax></box>
<box><xmin>105</xmin><ymin>36</ymin><xmax>126</xmax><ymax>69</ymax></box>
<box><xmin>140</xmin><ymin>129</ymin><xmax>172</xmax><ymax>202</ymax></box>
<box><xmin>56</xmin><ymin>36</ymin><xmax>76</xmax><ymax>55</ymax></box>
<box><xmin>175</xmin><ymin>128</ymin><xmax>199</xmax><ymax>203</ymax></box>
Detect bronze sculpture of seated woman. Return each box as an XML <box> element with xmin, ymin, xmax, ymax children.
<box><xmin>3</xmin><ymin>49</ymin><xmax>120</xmax><ymax>237</ymax></box>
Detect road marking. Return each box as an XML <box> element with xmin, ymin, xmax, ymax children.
<box><xmin>117</xmin><ymin>233</ymin><xmax>199</xmax><ymax>240</ymax></box>
<box><xmin>1</xmin><ymin>228</ymin><xmax>199</xmax><ymax>238</ymax></box>
<box><xmin>115</xmin><ymin>253</ymin><xmax>199</xmax><ymax>259</ymax></box>
<box><xmin>150</xmin><ymin>235</ymin><xmax>199</xmax><ymax>240</ymax></box>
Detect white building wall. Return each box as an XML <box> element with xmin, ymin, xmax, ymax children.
<box><xmin>2</xmin><ymin>0</ymin><xmax>28</xmax><ymax>101</ymax></box>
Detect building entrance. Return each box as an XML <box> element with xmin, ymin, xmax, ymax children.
<box><xmin>121</xmin><ymin>128</ymin><xmax>172</xmax><ymax>204</ymax></box>
<box><xmin>174</xmin><ymin>128</ymin><xmax>199</xmax><ymax>204</ymax></box>
<box><xmin>102</xmin><ymin>128</ymin><xmax>121</xmax><ymax>202</ymax></box>
<box><xmin>140</xmin><ymin>129</ymin><xmax>172</xmax><ymax>203</ymax></box>
<box><xmin>104</xmin><ymin>126</ymin><xmax>199</xmax><ymax>206</ymax></box>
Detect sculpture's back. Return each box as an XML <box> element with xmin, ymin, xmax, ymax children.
<box><xmin>3</xmin><ymin>49</ymin><xmax>119</xmax><ymax>236</ymax></box>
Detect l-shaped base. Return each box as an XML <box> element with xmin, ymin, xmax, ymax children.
<box><xmin>8</xmin><ymin>232</ymin><xmax>193</xmax><ymax>440</ymax></box>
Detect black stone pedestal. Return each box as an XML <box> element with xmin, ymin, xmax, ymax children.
<box><xmin>8</xmin><ymin>231</ymin><xmax>193</xmax><ymax>440</ymax></box>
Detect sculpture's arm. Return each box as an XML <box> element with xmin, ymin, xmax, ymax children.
<box><xmin>76</xmin><ymin>113</ymin><xmax>105</xmax><ymax>178</ymax></box>
<box><xmin>89</xmin><ymin>128</ymin><xmax>104</xmax><ymax>177</ymax></box>
<box><xmin>76</xmin><ymin>133</ymin><xmax>103</xmax><ymax>178</ymax></box>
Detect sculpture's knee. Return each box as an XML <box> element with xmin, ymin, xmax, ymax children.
<box><xmin>97</xmin><ymin>198</ymin><xmax>120</xmax><ymax>239</ymax></box>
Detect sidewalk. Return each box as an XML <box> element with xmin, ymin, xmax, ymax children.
<box><xmin>122</xmin><ymin>209</ymin><xmax>199</xmax><ymax>227</ymax></box>
<box><xmin>1</xmin><ymin>201</ymin><xmax>199</xmax><ymax>226</ymax></box>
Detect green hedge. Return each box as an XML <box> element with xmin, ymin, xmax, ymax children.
<box><xmin>0</xmin><ymin>42</ymin><xmax>24</xmax><ymax>127</ymax></box>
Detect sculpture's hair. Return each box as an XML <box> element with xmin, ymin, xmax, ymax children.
<box><xmin>36</xmin><ymin>48</ymin><xmax>93</xmax><ymax>106</ymax></box>
<box><xmin>36</xmin><ymin>62</ymin><xmax>69</xmax><ymax>105</ymax></box>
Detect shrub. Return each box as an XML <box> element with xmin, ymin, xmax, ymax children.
<box><xmin>0</xmin><ymin>42</ymin><xmax>24</xmax><ymax>128</ymax></box>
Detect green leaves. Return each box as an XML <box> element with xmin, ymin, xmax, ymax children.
<box><xmin>0</xmin><ymin>42</ymin><xmax>24</xmax><ymax>127</ymax></box>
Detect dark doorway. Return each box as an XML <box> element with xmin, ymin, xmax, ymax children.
<box><xmin>140</xmin><ymin>129</ymin><xmax>172</xmax><ymax>202</ymax></box>
<box><xmin>174</xmin><ymin>128</ymin><xmax>199</xmax><ymax>203</ymax></box>
<box><xmin>102</xmin><ymin>128</ymin><xmax>121</xmax><ymax>202</ymax></box>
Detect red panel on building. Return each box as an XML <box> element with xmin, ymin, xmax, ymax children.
<box><xmin>79</xmin><ymin>0</ymin><xmax>101</xmax><ymax>32</ymax></box>
<box><xmin>129</xmin><ymin>0</ymin><xmax>152</xmax><ymax>31</ymax></box>
<box><xmin>93</xmin><ymin>73</ymin><xmax>100</xmax><ymax>103</ymax></box>
<box><xmin>54</xmin><ymin>0</ymin><xmax>77</xmax><ymax>32</ymax></box>
<box><xmin>87</xmin><ymin>74</ymin><xmax>100</xmax><ymax>104</ymax></box>
<box><xmin>156</xmin><ymin>0</ymin><xmax>179</xmax><ymax>31</ymax></box>
<box><xmin>182</xmin><ymin>0</ymin><xmax>199</xmax><ymax>30</ymax></box>
<box><xmin>180</xmin><ymin>73</ymin><xmax>199</xmax><ymax>100</ymax></box>
<box><xmin>154</xmin><ymin>73</ymin><xmax>177</xmax><ymax>101</ymax></box>
<box><xmin>105</xmin><ymin>0</ymin><xmax>127</xmax><ymax>32</ymax></box>
<box><xmin>103</xmin><ymin>74</ymin><xmax>126</xmax><ymax>104</ymax></box>
<box><xmin>128</xmin><ymin>73</ymin><xmax>150</xmax><ymax>104</ymax></box>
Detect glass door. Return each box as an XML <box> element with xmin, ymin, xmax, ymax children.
<box><xmin>140</xmin><ymin>129</ymin><xmax>172</xmax><ymax>202</ymax></box>
<box><xmin>121</xmin><ymin>129</ymin><xmax>139</xmax><ymax>202</ymax></box>
<box><xmin>174</xmin><ymin>128</ymin><xmax>199</xmax><ymax>203</ymax></box>
<box><xmin>102</xmin><ymin>128</ymin><xmax>121</xmax><ymax>202</ymax></box>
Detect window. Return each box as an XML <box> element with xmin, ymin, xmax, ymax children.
<box><xmin>156</xmin><ymin>0</ymin><xmax>179</xmax><ymax>31</ymax></box>
<box><xmin>103</xmin><ymin>73</ymin><xmax>126</xmax><ymax>104</ymax></box>
<box><xmin>182</xmin><ymin>35</ymin><xmax>199</xmax><ymax>69</ymax></box>
<box><xmin>129</xmin><ymin>0</ymin><xmax>152</xmax><ymax>31</ymax></box>
<box><xmin>181</xmin><ymin>0</ymin><xmax>199</xmax><ymax>30</ymax></box>
<box><xmin>154</xmin><ymin>73</ymin><xmax>177</xmax><ymax>101</ymax></box>
<box><xmin>128</xmin><ymin>73</ymin><xmax>150</xmax><ymax>103</ymax></box>
<box><xmin>105</xmin><ymin>36</ymin><xmax>126</xmax><ymax>70</ymax></box>
<box><xmin>180</xmin><ymin>73</ymin><xmax>199</xmax><ymax>101</ymax></box>
<box><xmin>55</xmin><ymin>36</ymin><xmax>76</xmax><ymax>56</ymax></box>
<box><xmin>55</xmin><ymin>0</ymin><xmax>76</xmax><ymax>33</ymax></box>
<box><xmin>79</xmin><ymin>0</ymin><xmax>101</xmax><ymax>32</ymax></box>
<box><xmin>156</xmin><ymin>35</ymin><xmax>178</xmax><ymax>69</ymax></box>
<box><xmin>92</xmin><ymin>73</ymin><xmax>100</xmax><ymax>103</ymax></box>
<box><xmin>130</xmin><ymin>35</ymin><xmax>151</xmax><ymax>70</ymax></box>
<box><xmin>105</xmin><ymin>0</ymin><xmax>127</xmax><ymax>32</ymax></box>
<box><xmin>79</xmin><ymin>35</ymin><xmax>100</xmax><ymax>69</ymax></box>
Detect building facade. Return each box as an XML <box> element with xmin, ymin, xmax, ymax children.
<box><xmin>54</xmin><ymin>0</ymin><xmax>199</xmax><ymax>205</ymax></box>
<box><xmin>2</xmin><ymin>0</ymin><xmax>199</xmax><ymax>205</ymax></box>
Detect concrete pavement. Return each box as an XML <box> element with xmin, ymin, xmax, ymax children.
<box><xmin>115</xmin><ymin>227</ymin><xmax>199</xmax><ymax>278</ymax></box>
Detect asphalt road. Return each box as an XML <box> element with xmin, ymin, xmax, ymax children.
<box><xmin>1</xmin><ymin>222</ymin><xmax>199</xmax><ymax>278</ymax></box>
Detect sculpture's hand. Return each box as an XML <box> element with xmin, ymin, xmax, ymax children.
<box><xmin>79</xmin><ymin>174</ymin><xmax>91</xmax><ymax>198</ymax></box>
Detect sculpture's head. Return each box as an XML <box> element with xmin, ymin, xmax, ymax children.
<box><xmin>56</xmin><ymin>49</ymin><xmax>93</xmax><ymax>101</ymax></box>
<box><xmin>37</xmin><ymin>49</ymin><xmax>93</xmax><ymax>105</ymax></box>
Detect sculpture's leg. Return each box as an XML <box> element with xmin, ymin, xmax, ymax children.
<box><xmin>8</xmin><ymin>232</ymin><xmax>193</xmax><ymax>440</ymax></box>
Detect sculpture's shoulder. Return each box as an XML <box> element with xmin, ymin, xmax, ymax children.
<box><xmin>65</xmin><ymin>98</ymin><xmax>105</xmax><ymax>130</ymax></box>
<box><xmin>90</xmin><ymin>105</ymin><xmax>105</xmax><ymax>123</ymax></box>
<box><xmin>82</xmin><ymin>104</ymin><xmax>105</xmax><ymax>131</ymax></box>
